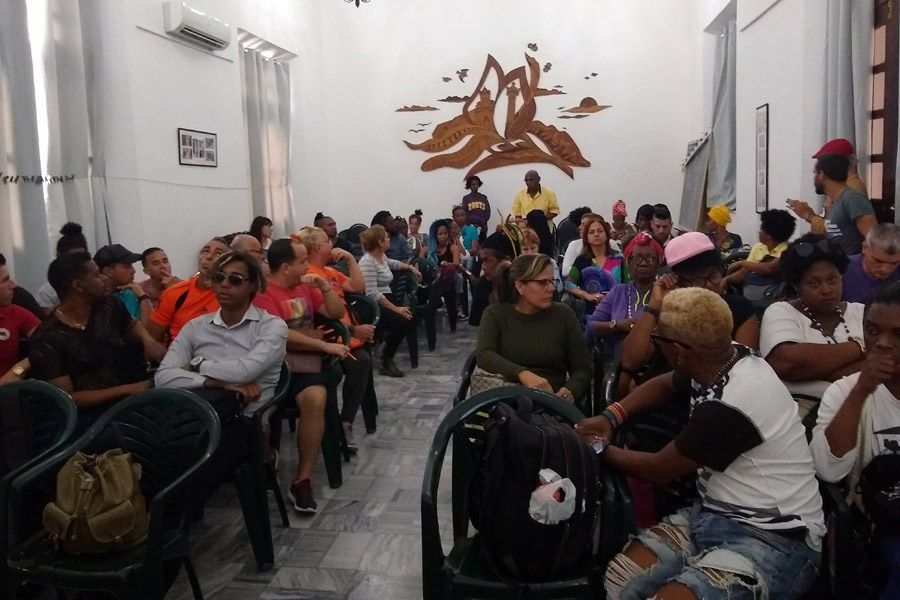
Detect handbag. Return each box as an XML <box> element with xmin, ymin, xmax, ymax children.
<box><xmin>468</xmin><ymin>366</ymin><xmax>514</xmax><ymax>398</ymax></box>
<box><xmin>42</xmin><ymin>449</ymin><xmax>149</xmax><ymax>555</ymax></box>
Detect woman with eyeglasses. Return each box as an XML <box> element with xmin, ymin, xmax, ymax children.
<box><xmin>476</xmin><ymin>253</ymin><xmax>591</xmax><ymax>403</ymax></box>
<box><xmin>760</xmin><ymin>233</ymin><xmax>865</xmax><ymax>407</ymax></box>
<box><xmin>586</xmin><ymin>232</ymin><xmax>663</xmax><ymax>355</ymax></box>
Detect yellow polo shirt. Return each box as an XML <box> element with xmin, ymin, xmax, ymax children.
<box><xmin>746</xmin><ymin>241</ymin><xmax>788</xmax><ymax>263</ymax></box>
<box><xmin>511</xmin><ymin>186</ymin><xmax>560</xmax><ymax>218</ymax></box>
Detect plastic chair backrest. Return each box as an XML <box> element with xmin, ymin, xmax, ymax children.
<box><xmin>556</xmin><ymin>217</ymin><xmax>579</xmax><ymax>256</ymax></box>
<box><xmin>347</xmin><ymin>224</ymin><xmax>367</xmax><ymax>245</ymax></box>
<box><xmin>455</xmin><ymin>352</ymin><xmax>477</xmax><ymax>404</ymax></box>
<box><xmin>347</xmin><ymin>293</ymin><xmax>380</xmax><ymax>327</ymax></box>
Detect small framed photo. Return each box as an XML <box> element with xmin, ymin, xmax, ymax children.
<box><xmin>178</xmin><ymin>128</ymin><xmax>217</xmax><ymax>167</ymax></box>
<box><xmin>755</xmin><ymin>103</ymin><xmax>769</xmax><ymax>213</ymax></box>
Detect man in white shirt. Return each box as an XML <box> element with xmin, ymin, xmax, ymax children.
<box><xmin>810</xmin><ymin>282</ymin><xmax>900</xmax><ymax>597</ymax></box>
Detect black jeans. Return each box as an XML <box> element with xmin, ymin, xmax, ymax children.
<box><xmin>377</xmin><ymin>293</ymin><xmax>412</xmax><ymax>360</ymax></box>
<box><xmin>339</xmin><ymin>347</ymin><xmax>371</xmax><ymax>422</ymax></box>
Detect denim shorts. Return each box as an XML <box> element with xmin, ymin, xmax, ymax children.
<box><xmin>609</xmin><ymin>501</ymin><xmax>820</xmax><ymax>600</ymax></box>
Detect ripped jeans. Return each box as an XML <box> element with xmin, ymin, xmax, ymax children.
<box><xmin>606</xmin><ymin>502</ymin><xmax>820</xmax><ymax>600</ymax></box>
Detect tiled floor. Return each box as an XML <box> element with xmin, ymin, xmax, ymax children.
<box><xmin>165</xmin><ymin>320</ymin><xmax>473</xmax><ymax>600</ymax></box>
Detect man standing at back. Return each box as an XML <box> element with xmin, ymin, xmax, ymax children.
<box><xmin>145</xmin><ymin>237</ymin><xmax>230</xmax><ymax>342</ymax></box>
<box><xmin>511</xmin><ymin>170</ymin><xmax>559</xmax><ymax>227</ymax></box>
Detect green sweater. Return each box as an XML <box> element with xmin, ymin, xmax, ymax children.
<box><xmin>476</xmin><ymin>301</ymin><xmax>591</xmax><ymax>399</ymax></box>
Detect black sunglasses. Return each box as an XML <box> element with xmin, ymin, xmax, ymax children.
<box><xmin>793</xmin><ymin>239</ymin><xmax>832</xmax><ymax>258</ymax></box>
<box><xmin>210</xmin><ymin>270</ymin><xmax>252</xmax><ymax>286</ymax></box>
<box><xmin>649</xmin><ymin>330</ymin><xmax>693</xmax><ymax>350</ymax></box>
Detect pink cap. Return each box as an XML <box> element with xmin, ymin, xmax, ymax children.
<box><xmin>812</xmin><ymin>138</ymin><xmax>855</xmax><ymax>158</ymax></box>
<box><xmin>664</xmin><ymin>231</ymin><xmax>714</xmax><ymax>267</ymax></box>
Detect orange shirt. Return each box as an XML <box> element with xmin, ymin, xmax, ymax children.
<box><xmin>307</xmin><ymin>264</ymin><xmax>364</xmax><ymax>350</ymax></box>
<box><xmin>149</xmin><ymin>275</ymin><xmax>219</xmax><ymax>341</ymax></box>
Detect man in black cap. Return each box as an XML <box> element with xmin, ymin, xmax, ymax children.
<box><xmin>94</xmin><ymin>244</ymin><xmax>151</xmax><ymax>320</ymax></box>
<box><xmin>469</xmin><ymin>226</ymin><xmax>521</xmax><ymax>326</ymax></box>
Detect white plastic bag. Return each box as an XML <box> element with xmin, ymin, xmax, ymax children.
<box><xmin>528</xmin><ymin>468</ymin><xmax>576</xmax><ymax>525</ymax></box>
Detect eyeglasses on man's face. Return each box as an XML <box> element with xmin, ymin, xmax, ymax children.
<box><xmin>211</xmin><ymin>270</ymin><xmax>252</xmax><ymax>286</ymax></box>
<box><xmin>649</xmin><ymin>329</ymin><xmax>693</xmax><ymax>350</ymax></box>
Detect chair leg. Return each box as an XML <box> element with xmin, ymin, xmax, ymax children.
<box><xmin>234</xmin><ymin>461</ymin><xmax>275</xmax><ymax>571</ymax></box>
<box><xmin>406</xmin><ymin>320</ymin><xmax>419</xmax><ymax>368</ymax></box>
<box><xmin>424</xmin><ymin>305</ymin><xmax>437</xmax><ymax>351</ymax></box>
<box><xmin>266</xmin><ymin>462</ymin><xmax>290</xmax><ymax>527</ymax></box>
<box><xmin>360</xmin><ymin>371</ymin><xmax>378</xmax><ymax>434</ymax></box>
<box><xmin>321</xmin><ymin>389</ymin><xmax>344</xmax><ymax>488</ymax></box>
<box><xmin>451</xmin><ymin>430</ymin><xmax>470</xmax><ymax>541</ymax></box>
<box><xmin>183</xmin><ymin>556</ymin><xmax>205</xmax><ymax>600</ymax></box>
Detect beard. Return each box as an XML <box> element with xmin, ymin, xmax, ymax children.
<box><xmin>814</xmin><ymin>180</ymin><xmax>824</xmax><ymax>195</ymax></box>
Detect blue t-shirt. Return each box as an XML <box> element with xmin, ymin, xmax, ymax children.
<box><xmin>842</xmin><ymin>253</ymin><xmax>900</xmax><ymax>304</ymax></box>
<box><xmin>117</xmin><ymin>288</ymin><xmax>141</xmax><ymax>319</ymax></box>
<box><xmin>461</xmin><ymin>225</ymin><xmax>480</xmax><ymax>251</ymax></box>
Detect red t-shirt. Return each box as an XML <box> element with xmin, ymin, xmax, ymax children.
<box><xmin>253</xmin><ymin>282</ymin><xmax>325</xmax><ymax>372</ymax></box>
<box><xmin>0</xmin><ymin>303</ymin><xmax>40</xmax><ymax>374</ymax></box>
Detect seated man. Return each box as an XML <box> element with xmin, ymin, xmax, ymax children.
<box><xmin>372</xmin><ymin>210</ymin><xmax>413</xmax><ymax>262</ymax></box>
<box><xmin>230</xmin><ymin>233</ymin><xmax>268</xmax><ymax>275</ymax></box>
<box><xmin>253</xmin><ymin>238</ymin><xmax>348</xmax><ymax>513</ymax></box>
<box><xmin>37</xmin><ymin>222</ymin><xmax>89</xmax><ymax>315</ymax></box>
<box><xmin>842</xmin><ymin>223</ymin><xmax>900</xmax><ymax>305</ymax></box>
<box><xmin>810</xmin><ymin>282</ymin><xmax>900</xmax><ymax>597</ymax></box>
<box><xmin>28</xmin><ymin>252</ymin><xmax>166</xmax><ymax>434</ymax></box>
<box><xmin>94</xmin><ymin>244</ymin><xmax>152</xmax><ymax>320</ymax></box>
<box><xmin>139</xmin><ymin>247</ymin><xmax>179</xmax><ymax>309</ymax></box>
<box><xmin>295</xmin><ymin>226</ymin><xmax>373</xmax><ymax>451</ymax></box>
<box><xmin>650</xmin><ymin>204</ymin><xmax>677</xmax><ymax>248</ymax></box>
<box><xmin>145</xmin><ymin>237</ymin><xmax>230</xmax><ymax>342</ymax></box>
<box><xmin>154</xmin><ymin>251</ymin><xmax>287</xmax><ymax>515</ymax></box>
<box><xmin>0</xmin><ymin>255</ymin><xmax>40</xmax><ymax>383</ymax></box>
<box><xmin>315</xmin><ymin>212</ymin><xmax>361</xmax><ymax>257</ymax></box>
<box><xmin>578</xmin><ymin>287</ymin><xmax>824</xmax><ymax>599</ymax></box>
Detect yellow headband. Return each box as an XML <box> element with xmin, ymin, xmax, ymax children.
<box><xmin>708</xmin><ymin>204</ymin><xmax>731</xmax><ymax>226</ymax></box>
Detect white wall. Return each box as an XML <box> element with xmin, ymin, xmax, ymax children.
<box><xmin>732</xmin><ymin>0</ymin><xmax>826</xmax><ymax>242</ymax></box>
<box><xmin>290</xmin><ymin>0</ymin><xmax>704</xmax><ymax>232</ymax></box>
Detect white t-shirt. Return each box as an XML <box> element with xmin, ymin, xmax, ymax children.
<box><xmin>37</xmin><ymin>282</ymin><xmax>58</xmax><ymax>309</ymax></box>
<box><xmin>811</xmin><ymin>373</ymin><xmax>900</xmax><ymax>493</ymax></box>
<box><xmin>561</xmin><ymin>238</ymin><xmax>620</xmax><ymax>275</ymax></box>
<box><xmin>759</xmin><ymin>301</ymin><xmax>865</xmax><ymax>399</ymax></box>
<box><xmin>673</xmin><ymin>351</ymin><xmax>825</xmax><ymax>549</ymax></box>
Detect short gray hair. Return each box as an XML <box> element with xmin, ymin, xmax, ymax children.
<box><xmin>865</xmin><ymin>223</ymin><xmax>900</xmax><ymax>255</ymax></box>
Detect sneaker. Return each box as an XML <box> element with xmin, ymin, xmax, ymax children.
<box><xmin>379</xmin><ymin>358</ymin><xmax>405</xmax><ymax>378</ymax></box>
<box><xmin>289</xmin><ymin>478</ymin><xmax>318</xmax><ymax>514</ymax></box>
<box><xmin>342</xmin><ymin>421</ymin><xmax>359</xmax><ymax>454</ymax></box>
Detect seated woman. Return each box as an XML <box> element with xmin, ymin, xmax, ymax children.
<box><xmin>705</xmin><ymin>204</ymin><xmax>743</xmax><ymax>253</ymax></box>
<box><xmin>565</xmin><ymin>214</ymin><xmax>626</xmax><ymax>317</ymax></box>
<box><xmin>760</xmin><ymin>233</ymin><xmax>865</xmax><ymax>407</ymax></box>
<box><xmin>428</xmin><ymin>218</ymin><xmax>461</xmax><ymax>330</ymax></box>
<box><xmin>469</xmin><ymin>225</ymin><xmax>521</xmax><ymax>326</ymax></box>
<box><xmin>619</xmin><ymin>232</ymin><xmax>759</xmax><ymax>390</ymax></box>
<box><xmin>521</xmin><ymin>228</ymin><xmax>562</xmax><ymax>293</ymax></box>
<box><xmin>358</xmin><ymin>225</ymin><xmax>421</xmax><ymax>377</ymax></box>
<box><xmin>722</xmin><ymin>208</ymin><xmax>797</xmax><ymax>312</ymax></box>
<box><xmin>476</xmin><ymin>254</ymin><xmax>591</xmax><ymax>402</ymax></box>
<box><xmin>577</xmin><ymin>287</ymin><xmax>824</xmax><ymax>600</ymax></box>
<box><xmin>585</xmin><ymin>232</ymin><xmax>663</xmax><ymax>356</ymax></box>
<box><xmin>809</xmin><ymin>282</ymin><xmax>900</xmax><ymax>598</ymax></box>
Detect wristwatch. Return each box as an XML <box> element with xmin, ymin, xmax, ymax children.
<box><xmin>137</xmin><ymin>295</ymin><xmax>149</xmax><ymax>303</ymax></box>
<box><xmin>609</xmin><ymin>319</ymin><xmax>617</xmax><ymax>331</ymax></box>
<box><xmin>590</xmin><ymin>437</ymin><xmax>608</xmax><ymax>455</ymax></box>
<box><xmin>190</xmin><ymin>356</ymin><xmax>205</xmax><ymax>372</ymax></box>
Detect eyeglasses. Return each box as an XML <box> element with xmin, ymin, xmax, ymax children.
<box><xmin>210</xmin><ymin>270</ymin><xmax>252</xmax><ymax>286</ymax></box>
<box><xmin>677</xmin><ymin>271</ymin><xmax>723</xmax><ymax>288</ymax></box>
<box><xmin>649</xmin><ymin>330</ymin><xmax>693</xmax><ymax>350</ymax></box>
<box><xmin>523</xmin><ymin>278</ymin><xmax>555</xmax><ymax>287</ymax></box>
<box><xmin>793</xmin><ymin>239</ymin><xmax>832</xmax><ymax>257</ymax></box>
<box><xmin>629</xmin><ymin>254</ymin><xmax>659</xmax><ymax>265</ymax></box>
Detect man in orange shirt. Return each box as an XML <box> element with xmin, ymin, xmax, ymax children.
<box><xmin>145</xmin><ymin>237</ymin><xmax>230</xmax><ymax>342</ymax></box>
<box><xmin>294</xmin><ymin>226</ymin><xmax>373</xmax><ymax>452</ymax></box>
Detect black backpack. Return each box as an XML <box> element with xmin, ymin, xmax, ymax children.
<box><xmin>467</xmin><ymin>396</ymin><xmax>601</xmax><ymax>581</ymax></box>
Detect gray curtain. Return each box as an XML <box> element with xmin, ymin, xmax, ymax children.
<box><xmin>679</xmin><ymin>137</ymin><xmax>711</xmax><ymax>231</ymax></box>
<box><xmin>824</xmin><ymin>0</ymin><xmax>873</xmax><ymax>177</ymax></box>
<box><xmin>242</xmin><ymin>49</ymin><xmax>295</xmax><ymax>236</ymax></box>
<box><xmin>0</xmin><ymin>0</ymin><xmax>106</xmax><ymax>291</ymax></box>
<box><xmin>707</xmin><ymin>19</ymin><xmax>737</xmax><ymax>208</ymax></box>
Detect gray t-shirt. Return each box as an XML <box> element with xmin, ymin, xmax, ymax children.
<box><xmin>825</xmin><ymin>188</ymin><xmax>874</xmax><ymax>255</ymax></box>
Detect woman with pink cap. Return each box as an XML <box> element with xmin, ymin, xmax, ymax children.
<box><xmin>610</xmin><ymin>199</ymin><xmax>637</xmax><ymax>244</ymax></box>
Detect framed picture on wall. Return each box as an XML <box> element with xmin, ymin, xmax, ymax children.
<box><xmin>177</xmin><ymin>128</ymin><xmax>218</xmax><ymax>167</ymax></box>
<box><xmin>755</xmin><ymin>103</ymin><xmax>768</xmax><ymax>213</ymax></box>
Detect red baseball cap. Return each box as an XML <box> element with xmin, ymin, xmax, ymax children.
<box><xmin>812</xmin><ymin>138</ymin><xmax>855</xmax><ymax>158</ymax></box>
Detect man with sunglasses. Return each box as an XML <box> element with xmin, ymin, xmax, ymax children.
<box><xmin>146</xmin><ymin>237</ymin><xmax>231</xmax><ymax>342</ymax></box>
<box><xmin>579</xmin><ymin>287</ymin><xmax>824</xmax><ymax>599</ymax></box>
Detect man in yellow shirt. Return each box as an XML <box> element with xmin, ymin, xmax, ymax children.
<box><xmin>511</xmin><ymin>170</ymin><xmax>560</xmax><ymax>226</ymax></box>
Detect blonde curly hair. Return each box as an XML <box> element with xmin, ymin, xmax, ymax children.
<box><xmin>659</xmin><ymin>287</ymin><xmax>732</xmax><ymax>350</ymax></box>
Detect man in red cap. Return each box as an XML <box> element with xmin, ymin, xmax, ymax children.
<box><xmin>787</xmin><ymin>140</ymin><xmax>875</xmax><ymax>254</ymax></box>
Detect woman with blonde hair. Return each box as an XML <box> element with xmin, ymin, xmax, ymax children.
<box><xmin>476</xmin><ymin>253</ymin><xmax>590</xmax><ymax>402</ymax></box>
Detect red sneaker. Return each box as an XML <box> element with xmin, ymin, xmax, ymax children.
<box><xmin>289</xmin><ymin>478</ymin><xmax>317</xmax><ymax>514</ymax></box>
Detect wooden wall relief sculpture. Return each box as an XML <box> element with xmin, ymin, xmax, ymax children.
<box><xmin>401</xmin><ymin>51</ymin><xmax>609</xmax><ymax>179</ymax></box>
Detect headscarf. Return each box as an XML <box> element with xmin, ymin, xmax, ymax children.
<box><xmin>525</xmin><ymin>209</ymin><xmax>555</xmax><ymax>256</ymax></box>
<box><xmin>612</xmin><ymin>199</ymin><xmax>627</xmax><ymax>218</ymax></box>
<box><xmin>623</xmin><ymin>231</ymin><xmax>664</xmax><ymax>260</ymax></box>
<box><xmin>707</xmin><ymin>204</ymin><xmax>732</xmax><ymax>226</ymax></box>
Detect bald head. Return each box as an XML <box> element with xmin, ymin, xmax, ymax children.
<box><xmin>231</xmin><ymin>234</ymin><xmax>264</xmax><ymax>264</ymax></box>
<box><xmin>524</xmin><ymin>170</ymin><xmax>541</xmax><ymax>194</ymax></box>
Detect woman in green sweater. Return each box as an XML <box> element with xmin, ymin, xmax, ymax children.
<box><xmin>476</xmin><ymin>253</ymin><xmax>592</xmax><ymax>402</ymax></box>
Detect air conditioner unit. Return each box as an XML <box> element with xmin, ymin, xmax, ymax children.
<box><xmin>163</xmin><ymin>1</ymin><xmax>232</xmax><ymax>52</ymax></box>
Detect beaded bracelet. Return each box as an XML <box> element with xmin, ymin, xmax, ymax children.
<box><xmin>604</xmin><ymin>402</ymin><xmax>628</xmax><ymax>428</ymax></box>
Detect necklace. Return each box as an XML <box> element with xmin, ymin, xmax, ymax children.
<box><xmin>626</xmin><ymin>284</ymin><xmax>651</xmax><ymax>318</ymax></box>
<box><xmin>55</xmin><ymin>307</ymin><xmax>87</xmax><ymax>331</ymax></box>
<box><xmin>799</xmin><ymin>302</ymin><xmax>849</xmax><ymax>344</ymax></box>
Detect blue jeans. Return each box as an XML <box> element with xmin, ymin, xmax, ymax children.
<box><xmin>606</xmin><ymin>502</ymin><xmax>820</xmax><ymax>600</ymax></box>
